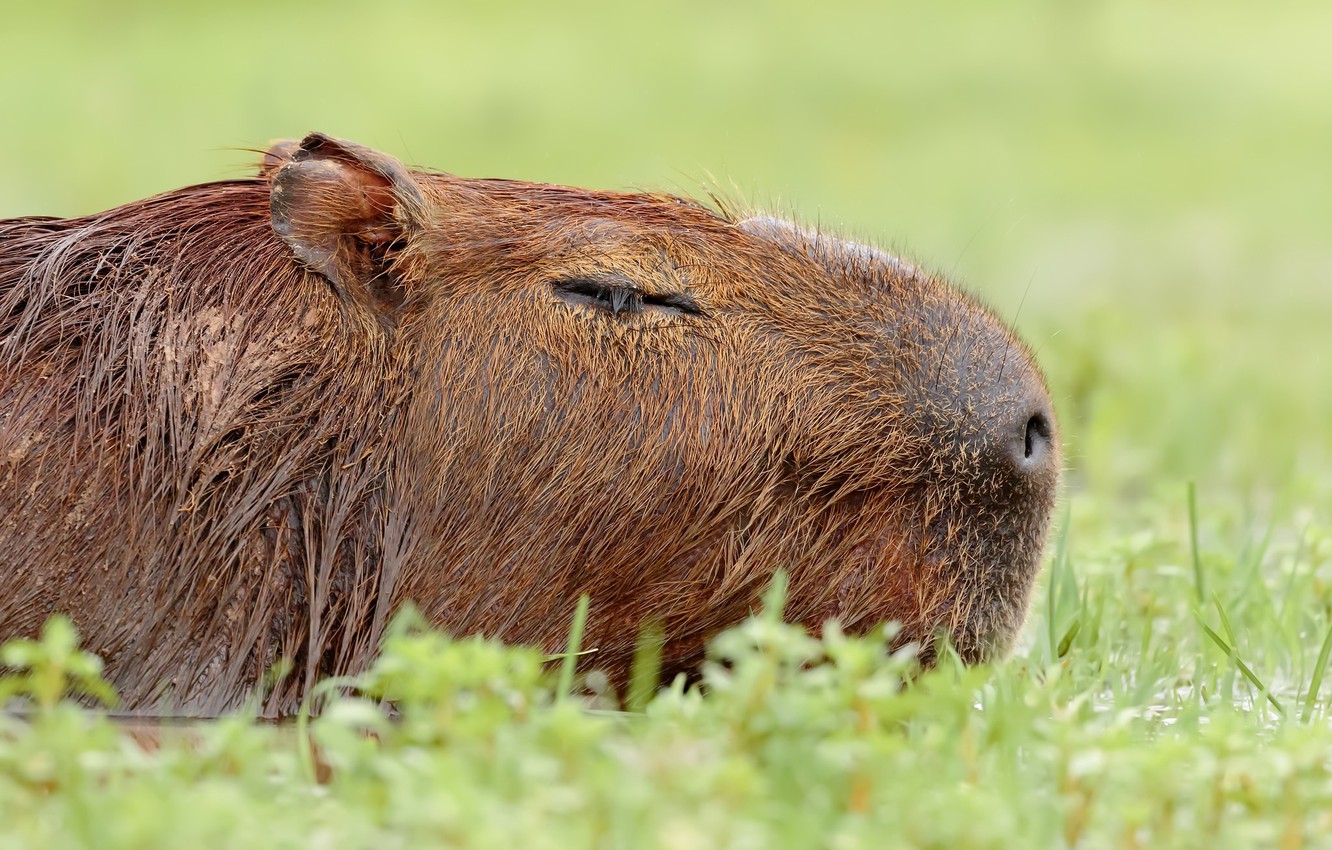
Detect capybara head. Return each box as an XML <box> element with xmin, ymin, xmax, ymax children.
<box><xmin>0</xmin><ymin>133</ymin><xmax>1059</xmax><ymax>715</ymax></box>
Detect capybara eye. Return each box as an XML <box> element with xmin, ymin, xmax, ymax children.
<box><xmin>553</xmin><ymin>276</ymin><xmax>703</xmax><ymax>318</ymax></box>
<box><xmin>554</xmin><ymin>277</ymin><xmax>640</xmax><ymax>315</ymax></box>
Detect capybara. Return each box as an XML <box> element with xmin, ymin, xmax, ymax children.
<box><xmin>0</xmin><ymin>133</ymin><xmax>1060</xmax><ymax>716</ymax></box>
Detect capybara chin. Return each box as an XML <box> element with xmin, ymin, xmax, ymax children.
<box><xmin>0</xmin><ymin>133</ymin><xmax>1060</xmax><ymax>716</ymax></box>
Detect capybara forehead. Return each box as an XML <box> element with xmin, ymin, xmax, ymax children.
<box><xmin>419</xmin><ymin>176</ymin><xmax>729</xmax><ymax>242</ymax></box>
<box><xmin>412</xmin><ymin>174</ymin><xmax>938</xmax><ymax>307</ymax></box>
<box><xmin>412</xmin><ymin>176</ymin><xmax>740</xmax><ymax>270</ymax></box>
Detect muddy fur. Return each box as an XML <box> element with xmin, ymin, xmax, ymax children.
<box><xmin>0</xmin><ymin>134</ymin><xmax>1059</xmax><ymax>716</ymax></box>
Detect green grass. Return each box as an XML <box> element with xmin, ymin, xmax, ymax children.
<box><xmin>4</xmin><ymin>0</ymin><xmax>1332</xmax><ymax>846</ymax></box>
<box><xmin>6</xmin><ymin>538</ymin><xmax>1332</xmax><ymax>848</ymax></box>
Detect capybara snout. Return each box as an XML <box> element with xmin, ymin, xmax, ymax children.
<box><xmin>0</xmin><ymin>133</ymin><xmax>1059</xmax><ymax>714</ymax></box>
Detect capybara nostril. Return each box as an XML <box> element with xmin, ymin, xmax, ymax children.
<box><xmin>1020</xmin><ymin>409</ymin><xmax>1054</xmax><ymax>467</ymax></box>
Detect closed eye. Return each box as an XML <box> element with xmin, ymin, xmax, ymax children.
<box><xmin>553</xmin><ymin>276</ymin><xmax>704</xmax><ymax>318</ymax></box>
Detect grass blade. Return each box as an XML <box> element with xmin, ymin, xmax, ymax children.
<box><xmin>556</xmin><ymin>594</ymin><xmax>591</xmax><ymax>700</ymax></box>
<box><xmin>626</xmin><ymin>620</ymin><xmax>666</xmax><ymax>713</ymax></box>
<box><xmin>1194</xmin><ymin>611</ymin><xmax>1284</xmax><ymax>716</ymax></box>
<box><xmin>1187</xmin><ymin>482</ymin><xmax>1205</xmax><ymax>604</ymax></box>
<box><xmin>1046</xmin><ymin>504</ymin><xmax>1072</xmax><ymax>664</ymax></box>
<box><xmin>1301</xmin><ymin>621</ymin><xmax>1332</xmax><ymax>723</ymax></box>
<box><xmin>1212</xmin><ymin>593</ymin><xmax>1238</xmax><ymax>648</ymax></box>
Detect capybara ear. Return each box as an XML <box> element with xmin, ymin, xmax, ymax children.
<box><xmin>270</xmin><ymin>132</ymin><xmax>430</xmax><ymax>320</ymax></box>
<box><xmin>257</xmin><ymin>139</ymin><xmax>300</xmax><ymax>178</ymax></box>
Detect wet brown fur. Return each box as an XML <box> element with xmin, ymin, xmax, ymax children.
<box><xmin>0</xmin><ymin>134</ymin><xmax>1059</xmax><ymax>716</ymax></box>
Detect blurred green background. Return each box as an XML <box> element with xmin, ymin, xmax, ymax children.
<box><xmin>2</xmin><ymin>0</ymin><xmax>1328</xmax><ymax>503</ymax></box>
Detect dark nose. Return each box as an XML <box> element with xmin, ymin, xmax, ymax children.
<box><xmin>1011</xmin><ymin>404</ymin><xmax>1055</xmax><ymax>472</ymax></box>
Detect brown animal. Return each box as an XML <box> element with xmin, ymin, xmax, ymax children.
<box><xmin>0</xmin><ymin>133</ymin><xmax>1059</xmax><ymax>716</ymax></box>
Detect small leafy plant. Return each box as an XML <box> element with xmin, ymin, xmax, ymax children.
<box><xmin>0</xmin><ymin>615</ymin><xmax>117</xmax><ymax>713</ymax></box>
